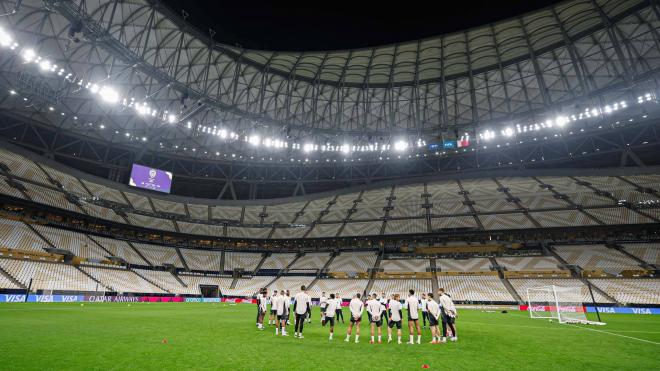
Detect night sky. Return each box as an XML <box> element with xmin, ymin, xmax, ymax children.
<box><xmin>161</xmin><ymin>0</ymin><xmax>562</xmax><ymax>51</ymax></box>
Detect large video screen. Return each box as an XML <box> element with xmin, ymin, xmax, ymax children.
<box><xmin>128</xmin><ymin>164</ymin><xmax>173</xmax><ymax>194</ymax></box>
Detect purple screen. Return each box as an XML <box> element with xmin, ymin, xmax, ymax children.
<box><xmin>129</xmin><ymin>164</ymin><xmax>173</xmax><ymax>193</ymax></box>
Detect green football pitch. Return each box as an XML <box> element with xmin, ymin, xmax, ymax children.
<box><xmin>0</xmin><ymin>303</ymin><xmax>658</xmax><ymax>370</ymax></box>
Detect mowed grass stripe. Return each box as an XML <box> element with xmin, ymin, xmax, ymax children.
<box><xmin>0</xmin><ymin>303</ymin><xmax>658</xmax><ymax>370</ymax></box>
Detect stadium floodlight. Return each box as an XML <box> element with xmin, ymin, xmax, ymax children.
<box><xmin>248</xmin><ymin>135</ymin><xmax>260</xmax><ymax>146</ymax></box>
<box><xmin>303</xmin><ymin>143</ymin><xmax>314</xmax><ymax>153</ymax></box>
<box><xmin>555</xmin><ymin>116</ymin><xmax>567</xmax><ymax>127</ymax></box>
<box><xmin>167</xmin><ymin>114</ymin><xmax>177</xmax><ymax>124</ymax></box>
<box><xmin>89</xmin><ymin>83</ymin><xmax>100</xmax><ymax>94</ymax></box>
<box><xmin>0</xmin><ymin>27</ymin><xmax>13</xmax><ymax>47</ymax></box>
<box><xmin>99</xmin><ymin>86</ymin><xmax>119</xmax><ymax>104</ymax></box>
<box><xmin>341</xmin><ymin>144</ymin><xmax>351</xmax><ymax>154</ymax></box>
<box><xmin>393</xmin><ymin>140</ymin><xmax>408</xmax><ymax>152</ymax></box>
<box><xmin>21</xmin><ymin>48</ymin><xmax>36</xmax><ymax>62</ymax></box>
<box><xmin>39</xmin><ymin>59</ymin><xmax>51</xmax><ymax>71</ymax></box>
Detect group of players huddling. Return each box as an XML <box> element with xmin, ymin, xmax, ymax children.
<box><xmin>256</xmin><ymin>286</ymin><xmax>457</xmax><ymax>344</ymax></box>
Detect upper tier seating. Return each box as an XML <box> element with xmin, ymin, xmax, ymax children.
<box><xmin>327</xmin><ymin>251</ymin><xmax>377</xmax><ymax>272</ymax></box>
<box><xmin>0</xmin><ymin>148</ymin><xmax>51</xmax><ymax>184</ymax></box>
<box><xmin>1</xmin><ymin>144</ymin><xmax>659</xmax><ymax>239</ymax></box>
<box><xmin>495</xmin><ymin>256</ymin><xmax>561</xmax><ymax>271</ymax></box>
<box><xmin>554</xmin><ymin>245</ymin><xmax>642</xmax><ymax>271</ymax></box>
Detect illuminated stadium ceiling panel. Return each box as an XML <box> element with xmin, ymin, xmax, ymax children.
<box><xmin>0</xmin><ymin>0</ymin><xmax>659</xmax><ymax>172</ymax></box>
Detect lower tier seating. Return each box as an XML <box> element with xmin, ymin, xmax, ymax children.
<box><xmin>437</xmin><ymin>275</ymin><xmax>515</xmax><ymax>302</ymax></box>
<box><xmin>0</xmin><ymin>259</ymin><xmax>101</xmax><ymax>292</ymax></box>
<box><xmin>508</xmin><ymin>278</ymin><xmax>612</xmax><ymax>303</ymax></box>
<box><xmin>369</xmin><ymin>279</ymin><xmax>433</xmax><ymax>298</ymax></box>
<box><xmin>589</xmin><ymin>279</ymin><xmax>660</xmax><ymax>305</ymax></box>
<box><xmin>80</xmin><ymin>266</ymin><xmax>165</xmax><ymax>294</ymax></box>
<box><xmin>307</xmin><ymin>279</ymin><xmax>369</xmax><ymax>299</ymax></box>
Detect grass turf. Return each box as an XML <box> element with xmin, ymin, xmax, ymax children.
<box><xmin>0</xmin><ymin>303</ymin><xmax>659</xmax><ymax>370</ymax></box>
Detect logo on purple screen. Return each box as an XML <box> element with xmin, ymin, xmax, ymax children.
<box><xmin>129</xmin><ymin>164</ymin><xmax>172</xmax><ymax>193</ymax></box>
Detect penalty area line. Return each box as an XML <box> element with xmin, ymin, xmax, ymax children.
<box><xmin>574</xmin><ymin>326</ymin><xmax>660</xmax><ymax>345</ymax></box>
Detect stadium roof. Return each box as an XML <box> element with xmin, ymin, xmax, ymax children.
<box><xmin>0</xmin><ymin>0</ymin><xmax>659</xmax><ymax>198</ymax></box>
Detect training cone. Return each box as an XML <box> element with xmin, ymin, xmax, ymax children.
<box><xmin>162</xmin><ymin>338</ymin><xmax>168</xmax><ymax>344</ymax></box>
<box><xmin>421</xmin><ymin>365</ymin><xmax>430</xmax><ymax>369</ymax></box>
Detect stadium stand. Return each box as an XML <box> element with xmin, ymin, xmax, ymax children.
<box><xmin>553</xmin><ymin>245</ymin><xmax>643</xmax><ymax>272</ymax></box>
<box><xmin>289</xmin><ymin>253</ymin><xmax>331</xmax><ymax>270</ymax></box>
<box><xmin>87</xmin><ymin>236</ymin><xmax>146</xmax><ymax>265</ymax></box>
<box><xmin>225</xmin><ymin>277</ymin><xmax>273</xmax><ymax>297</ymax></box>
<box><xmin>211</xmin><ymin>205</ymin><xmax>242</xmax><ymax>222</ymax></box>
<box><xmin>589</xmin><ymin>279</ymin><xmax>660</xmax><ymax>305</ymax></box>
<box><xmin>80</xmin><ymin>179</ymin><xmax>128</xmax><ymax>205</ymax></box>
<box><xmin>268</xmin><ymin>276</ymin><xmax>315</xmax><ymax>293</ymax></box>
<box><xmin>224</xmin><ymin>252</ymin><xmax>263</xmax><ymax>272</ymax></box>
<box><xmin>437</xmin><ymin>275</ymin><xmax>515</xmax><ymax>302</ymax></box>
<box><xmin>0</xmin><ymin>219</ymin><xmax>53</xmax><ymax>253</ymax></box>
<box><xmin>79</xmin><ymin>203</ymin><xmax>126</xmax><ymax>224</ymax></box>
<box><xmin>122</xmin><ymin>192</ymin><xmax>154</xmax><ymax>213</ymax></box>
<box><xmin>0</xmin><ymin>148</ymin><xmax>51</xmax><ymax>184</ymax></box>
<box><xmin>126</xmin><ymin>213</ymin><xmax>176</xmax><ymax>232</ymax></box>
<box><xmin>131</xmin><ymin>243</ymin><xmax>184</xmax><ymax>267</ymax></box>
<box><xmin>370</xmin><ymin>279</ymin><xmax>433</xmax><ymax>298</ymax></box>
<box><xmin>0</xmin><ymin>259</ymin><xmax>102</xmax><ymax>292</ymax></box>
<box><xmin>33</xmin><ymin>225</ymin><xmax>108</xmax><ymax>260</ymax></box>
<box><xmin>186</xmin><ymin>204</ymin><xmax>209</xmax><ymax>220</ymax></box>
<box><xmin>379</xmin><ymin>259</ymin><xmax>431</xmax><ymax>272</ymax></box>
<box><xmin>260</xmin><ymin>253</ymin><xmax>297</xmax><ymax>270</ymax></box>
<box><xmin>495</xmin><ymin>256</ymin><xmax>561</xmax><ymax>271</ymax></box>
<box><xmin>151</xmin><ymin>198</ymin><xmax>186</xmax><ymax>216</ymax></box>
<box><xmin>621</xmin><ymin>243</ymin><xmax>660</xmax><ymax>266</ymax></box>
<box><xmin>179</xmin><ymin>248</ymin><xmax>222</xmax><ymax>271</ymax></box>
<box><xmin>132</xmin><ymin>269</ymin><xmax>187</xmax><ymax>294</ymax></box>
<box><xmin>437</xmin><ymin>257</ymin><xmax>492</xmax><ymax>272</ymax></box>
<box><xmin>308</xmin><ymin>279</ymin><xmax>369</xmax><ymax>299</ymax></box>
<box><xmin>508</xmin><ymin>278</ymin><xmax>612</xmax><ymax>303</ymax></box>
<box><xmin>80</xmin><ymin>266</ymin><xmax>165</xmax><ymax>293</ymax></box>
<box><xmin>178</xmin><ymin>275</ymin><xmax>234</xmax><ymax>295</ymax></box>
<box><xmin>328</xmin><ymin>251</ymin><xmax>377</xmax><ymax>272</ymax></box>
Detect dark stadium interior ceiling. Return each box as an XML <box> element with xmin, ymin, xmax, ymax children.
<box><xmin>1</xmin><ymin>0</ymin><xmax>660</xmax><ymax>199</ymax></box>
<box><xmin>159</xmin><ymin>0</ymin><xmax>563</xmax><ymax>51</ymax></box>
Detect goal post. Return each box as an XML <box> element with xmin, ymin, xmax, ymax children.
<box><xmin>526</xmin><ymin>285</ymin><xmax>605</xmax><ymax>325</ymax></box>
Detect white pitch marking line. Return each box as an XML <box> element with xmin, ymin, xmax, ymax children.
<box><xmin>575</xmin><ymin>325</ymin><xmax>660</xmax><ymax>345</ymax></box>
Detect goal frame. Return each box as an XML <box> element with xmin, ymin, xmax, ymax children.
<box><xmin>526</xmin><ymin>285</ymin><xmax>605</xmax><ymax>325</ymax></box>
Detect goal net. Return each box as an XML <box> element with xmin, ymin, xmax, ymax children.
<box><xmin>526</xmin><ymin>285</ymin><xmax>605</xmax><ymax>325</ymax></box>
